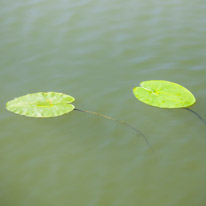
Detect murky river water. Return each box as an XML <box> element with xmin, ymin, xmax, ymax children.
<box><xmin>0</xmin><ymin>0</ymin><xmax>206</xmax><ymax>205</ymax></box>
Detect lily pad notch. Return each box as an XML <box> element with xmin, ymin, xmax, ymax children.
<box><xmin>133</xmin><ymin>80</ymin><xmax>205</xmax><ymax>123</ymax></box>
<box><xmin>6</xmin><ymin>92</ymin><xmax>151</xmax><ymax>148</ymax></box>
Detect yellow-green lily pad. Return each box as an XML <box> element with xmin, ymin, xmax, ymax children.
<box><xmin>133</xmin><ymin>80</ymin><xmax>196</xmax><ymax>108</ymax></box>
<box><xmin>6</xmin><ymin>92</ymin><xmax>75</xmax><ymax>117</ymax></box>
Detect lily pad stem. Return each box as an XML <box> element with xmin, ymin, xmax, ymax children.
<box><xmin>184</xmin><ymin>108</ymin><xmax>205</xmax><ymax>124</ymax></box>
<box><xmin>74</xmin><ymin>108</ymin><xmax>152</xmax><ymax>150</ymax></box>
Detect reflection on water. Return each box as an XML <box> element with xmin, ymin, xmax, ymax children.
<box><xmin>0</xmin><ymin>0</ymin><xmax>206</xmax><ymax>205</ymax></box>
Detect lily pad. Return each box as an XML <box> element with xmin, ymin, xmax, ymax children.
<box><xmin>6</xmin><ymin>92</ymin><xmax>75</xmax><ymax>117</ymax></box>
<box><xmin>133</xmin><ymin>80</ymin><xmax>196</xmax><ymax>108</ymax></box>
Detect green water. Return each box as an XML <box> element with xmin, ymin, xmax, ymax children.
<box><xmin>0</xmin><ymin>0</ymin><xmax>206</xmax><ymax>205</ymax></box>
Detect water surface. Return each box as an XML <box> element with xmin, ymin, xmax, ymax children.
<box><xmin>0</xmin><ymin>0</ymin><xmax>206</xmax><ymax>205</ymax></box>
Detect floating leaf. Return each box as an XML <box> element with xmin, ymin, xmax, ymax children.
<box><xmin>6</xmin><ymin>92</ymin><xmax>75</xmax><ymax>117</ymax></box>
<box><xmin>133</xmin><ymin>80</ymin><xmax>196</xmax><ymax>108</ymax></box>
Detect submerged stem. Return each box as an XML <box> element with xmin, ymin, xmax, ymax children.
<box><xmin>74</xmin><ymin>108</ymin><xmax>152</xmax><ymax>150</ymax></box>
<box><xmin>184</xmin><ymin>108</ymin><xmax>205</xmax><ymax>124</ymax></box>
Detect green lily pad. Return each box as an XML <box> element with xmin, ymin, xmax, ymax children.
<box><xmin>133</xmin><ymin>80</ymin><xmax>196</xmax><ymax>108</ymax></box>
<box><xmin>6</xmin><ymin>92</ymin><xmax>75</xmax><ymax>117</ymax></box>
